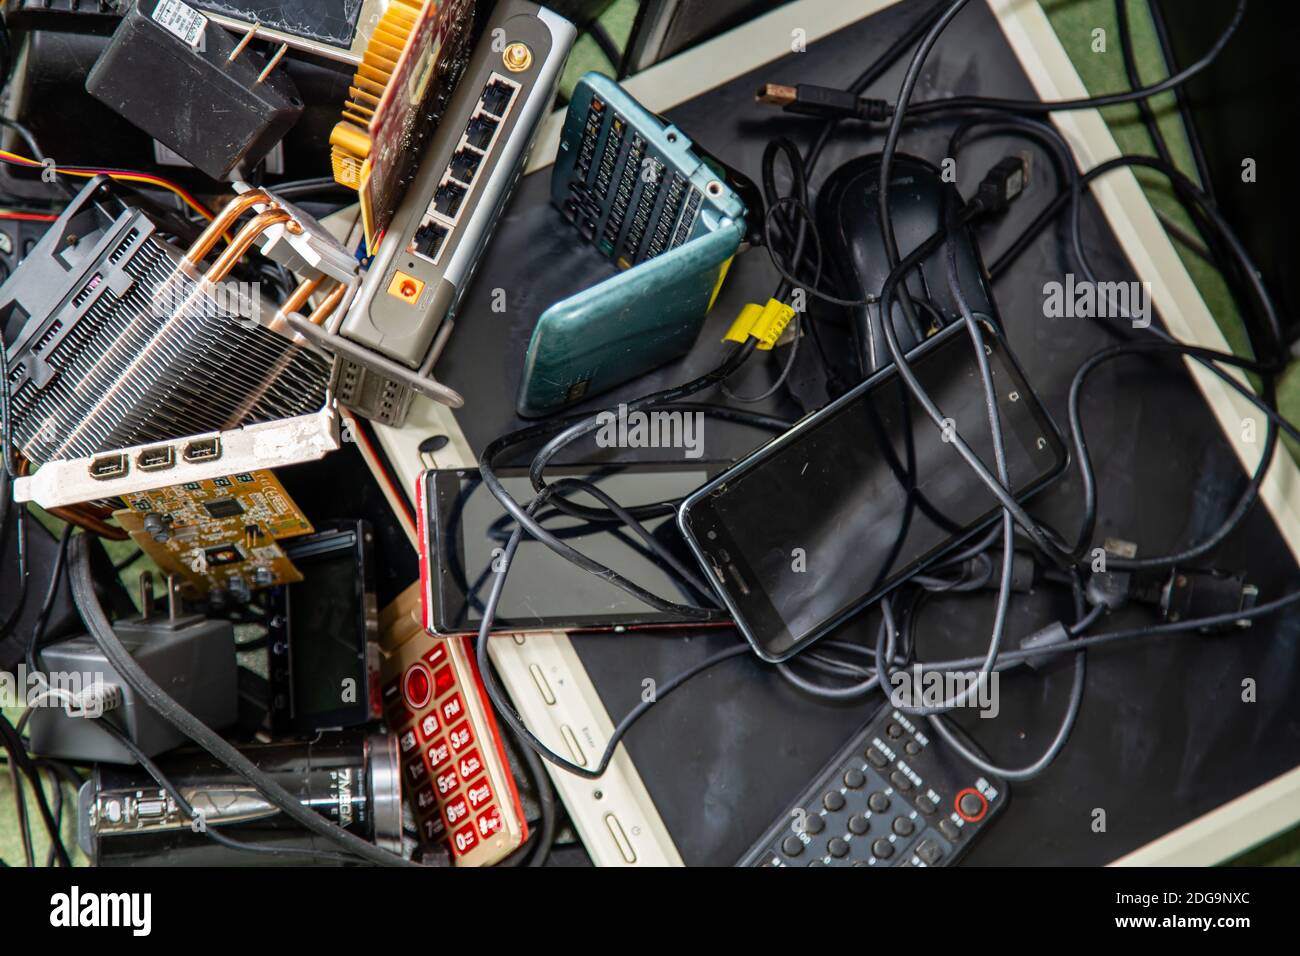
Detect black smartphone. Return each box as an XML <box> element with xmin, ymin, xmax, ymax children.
<box><xmin>678</xmin><ymin>322</ymin><xmax>1068</xmax><ymax>662</ymax></box>
<box><xmin>267</xmin><ymin>520</ymin><xmax>382</xmax><ymax>734</ymax></box>
<box><xmin>420</xmin><ymin>463</ymin><xmax>726</xmax><ymax>634</ymax></box>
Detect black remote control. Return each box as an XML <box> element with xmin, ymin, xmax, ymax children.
<box><xmin>739</xmin><ymin>705</ymin><xmax>1006</xmax><ymax>866</ymax></box>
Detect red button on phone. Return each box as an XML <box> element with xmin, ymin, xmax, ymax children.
<box><xmin>433</xmin><ymin>664</ymin><xmax>455</xmax><ymax>698</ymax></box>
<box><xmin>398</xmin><ymin>727</ymin><xmax>419</xmax><ymax>754</ymax></box>
<box><xmin>466</xmin><ymin>779</ymin><xmax>492</xmax><ymax>809</ymax></box>
<box><xmin>424</xmin><ymin>643</ymin><xmax>448</xmax><ymax>669</ymax></box>
<box><xmin>457</xmin><ymin>749</ymin><xmax>483</xmax><ymax>782</ymax></box>
<box><xmin>436</xmin><ymin>767</ymin><xmax>459</xmax><ymax>796</ymax></box>
<box><xmin>418</xmin><ymin>712</ymin><xmax>439</xmax><ymax>741</ymax></box>
<box><xmin>404</xmin><ymin>663</ymin><xmax>433</xmax><ymax>710</ymax></box>
<box><xmin>476</xmin><ymin>806</ymin><xmax>503</xmax><ymax>837</ymax></box>
<box><xmin>443</xmin><ymin>794</ymin><xmax>470</xmax><ymax>828</ymax></box>
<box><xmin>426</xmin><ymin>738</ymin><xmax>450</xmax><ymax>770</ymax></box>
<box><xmin>405</xmin><ymin>760</ymin><xmax>428</xmax><ymax>785</ymax></box>
<box><xmin>440</xmin><ymin>692</ymin><xmax>465</xmax><ymax>724</ymax></box>
<box><xmin>452</xmin><ymin>822</ymin><xmax>478</xmax><ymax>856</ymax></box>
<box><xmin>448</xmin><ymin>721</ymin><xmax>473</xmax><ymax>753</ymax></box>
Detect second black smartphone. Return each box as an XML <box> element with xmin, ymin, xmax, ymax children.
<box><xmin>678</xmin><ymin>322</ymin><xmax>1068</xmax><ymax>662</ymax></box>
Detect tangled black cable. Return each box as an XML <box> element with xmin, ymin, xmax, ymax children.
<box><xmin>467</xmin><ymin>0</ymin><xmax>1289</xmax><ymax>786</ymax></box>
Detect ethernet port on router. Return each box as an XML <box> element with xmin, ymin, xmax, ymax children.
<box><xmin>434</xmin><ymin>181</ymin><xmax>468</xmax><ymax>220</ymax></box>
<box><xmin>465</xmin><ymin>114</ymin><xmax>499</xmax><ymax>150</ymax></box>
<box><xmin>480</xmin><ymin>78</ymin><xmax>514</xmax><ymax>117</ymax></box>
<box><xmin>449</xmin><ymin>148</ymin><xmax>483</xmax><ymax>184</ymax></box>
<box><xmin>414</xmin><ymin>221</ymin><xmax>450</xmax><ymax>261</ymax></box>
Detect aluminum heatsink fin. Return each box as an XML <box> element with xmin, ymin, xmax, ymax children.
<box><xmin>0</xmin><ymin>178</ymin><xmax>332</xmax><ymax>466</ymax></box>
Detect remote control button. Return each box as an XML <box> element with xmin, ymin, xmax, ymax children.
<box><xmin>939</xmin><ymin>818</ymin><xmax>961</xmax><ymax>840</ymax></box>
<box><xmin>828</xmin><ymin>837</ymin><xmax>849</xmax><ymax>858</ymax></box>
<box><xmin>803</xmin><ymin>813</ymin><xmax>826</xmax><ymax>835</ymax></box>
<box><xmin>872</xmin><ymin>838</ymin><xmax>894</xmax><ymax>860</ymax></box>
<box><xmin>956</xmin><ymin>788</ymin><xmax>989</xmax><ymax>822</ymax></box>
<box><xmin>915</xmin><ymin>795</ymin><xmax>937</xmax><ymax>815</ymax></box>
<box><xmin>915</xmin><ymin>839</ymin><xmax>944</xmax><ymax>865</ymax></box>
<box><xmin>843</xmin><ymin>768</ymin><xmax>866</xmax><ymax>789</ymax></box>
<box><xmin>782</xmin><ymin>835</ymin><xmax>804</xmax><ymax>857</ymax></box>
<box><xmin>868</xmin><ymin>792</ymin><xmax>890</xmax><ymax>813</ymax></box>
<box><xmin>890</xmin><ymin>771</ymin><xmax>914</xmax><ymax>792</ymax></box>
<box><xmin>905</xmin><ymin>741</ymin><xmax>921</xmax><ymax>756</ymax></box>
<box><xmin>823</xmin><ymin>791</ymin><xmax>846</xmax><ymax>812</ymax></box>
<box><xmin>886</xmin><ymin>722</ymin><xmax>903</xmax><ymax>738</ymax></box>
<box><xmin>892</xmin><ymin>816</ymin><xmax>915</xmax><ymax>837</ymax></box>
<box><xmin>866</xmin><ymin>747</ymin><xmax>888</xmax><ymax>768</ymax></box>
<box><xmin>848</xmin><ymin>814</ymin><xmax>870</xmax><ymax>835</ymax></box>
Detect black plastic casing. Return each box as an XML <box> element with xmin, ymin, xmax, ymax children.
<box><xmin>266</xmin><ymin>520</ymin><xmax>381</xmax><ymax>736</ymax></box>
<box><xmin>85</xmin><ymin>0</ymin><xmax>303</xmax><ymax>180</ymax></box>
<box><xmin>817</xmin><ymin>152</ymin><xmax>997</xmax><ymax>378</ymax></box>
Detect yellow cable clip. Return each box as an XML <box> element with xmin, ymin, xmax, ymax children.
<box><xmin>723</xmin><ymin>298</ymin><xmax>795</xmax><ymax>350</ymax></box>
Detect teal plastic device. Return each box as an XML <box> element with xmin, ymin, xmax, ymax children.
<box><xmin>515</xmin><ymin>73</ymin><xmax>746</xmax><ymax>418</ymax></box>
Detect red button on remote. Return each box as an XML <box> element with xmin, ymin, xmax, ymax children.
<box><xmin>954</xmin><ymin>787</ymin><xmax>988</xmax><ymax>823</ymax></box>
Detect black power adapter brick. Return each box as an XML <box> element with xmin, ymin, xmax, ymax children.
<box><xmin>85</xmin><ymin>0</ymin><xmax>303</xmax><ymax>180</ymax></box>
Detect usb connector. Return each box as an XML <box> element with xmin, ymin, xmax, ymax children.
<box><xmin>756</xmin><ymin>83</ymin><xmax>891</xmax><ymax>122</ymax></box>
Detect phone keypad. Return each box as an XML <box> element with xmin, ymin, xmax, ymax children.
<box><xmin>383</xmin><ymin>630</ymin><xmax>526</xmax><ymax>866</ymax></box>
